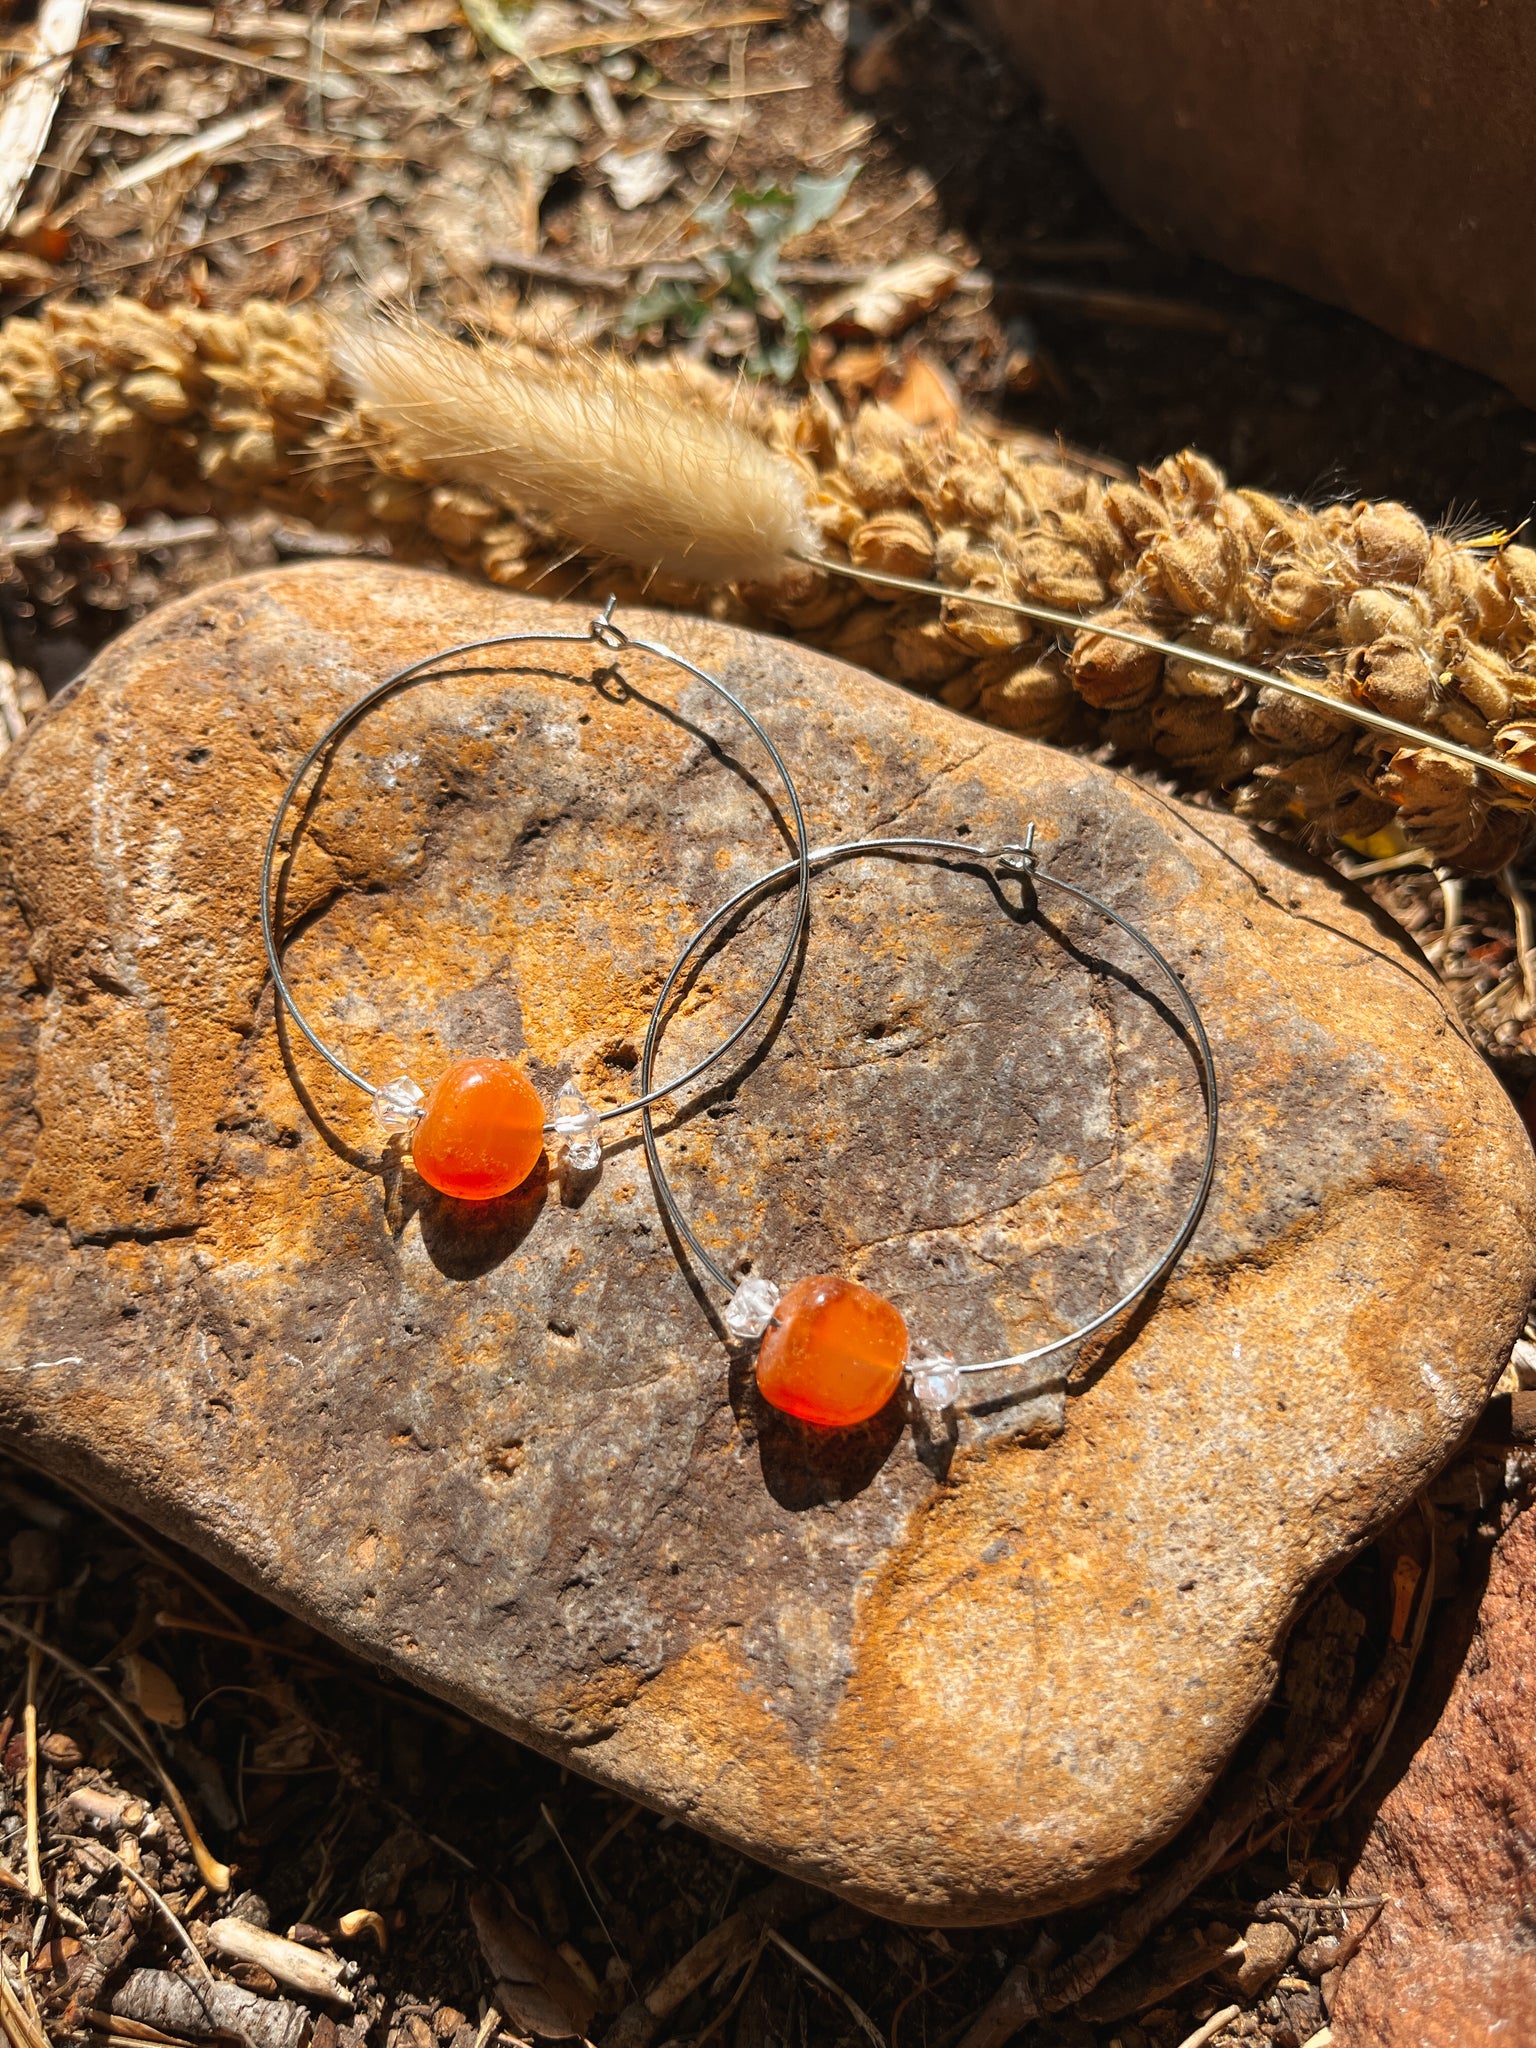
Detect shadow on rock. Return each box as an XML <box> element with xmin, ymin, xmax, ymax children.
<box><xmin>416</xmin><ymin>1161</ymin><xmax>549</xmax><ymax>1278</ymax></box>
<box><xmin>729</xmin><ymin>1348</ymin><xmax>907</xmax><ymax>1508</ymax></box>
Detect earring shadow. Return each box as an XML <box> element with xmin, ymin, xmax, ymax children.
<box><xmin>730</xmin><ymin>1346</ymin><xmax>909</xmax><ymax>1510</ymax></box>
<box><xmin>643</xmin><ymin>899</ymin><xmax>921</xmax><ymax>1509</ymax></box>
<box><xmin>641</xmin><ymin>889</ymin><xmax>810</xmax><ymax>1325</ymax></box>
<box><xmin>1031</xmin><ymin>899</ymin><xmax>1209</xmax><ymax>1083</ymax></box>
<box><xmin>415</xmin><ymin>1158</ymin><xmax>550</xmax><ymax>1279</ymax></box>
<box><xmin>588</xmin><ymin>658</ymin><xmax>799</xmax><ymax>863</ymax></box>
<box><xmin>641</xmin><ymin>844</ymin><xmax>1217</xmax><ymax>1499</ymax></box>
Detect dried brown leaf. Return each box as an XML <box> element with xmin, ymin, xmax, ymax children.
<box><xmin>885</xmin><ymin>351</ymin><xmax>960</xmax><ymax>430</ymax></box>
<box><xmin>470</xmin><ymin>1883</ymin><xmax>597</xmax><ymax>2041</ymax></box>
<box><xmin>812</xmin><ymin>255</ymin><xmax>961</xmax><ymax>339</ymax></box>
<box><xmin>118</xmin><ymin>1654</ymin><xmax>185</xmax><ymax>1730</ymax></box>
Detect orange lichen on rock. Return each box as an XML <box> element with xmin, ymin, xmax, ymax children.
<box><xmin>411</xmin><ymin>1058</ymin><xmax>545</xmax><ymax>1201</ymax></box>
<box><xmin>756</xmin><ymin>1275</ymin><xmax>909</xmax><ymax>1427</ymax></box>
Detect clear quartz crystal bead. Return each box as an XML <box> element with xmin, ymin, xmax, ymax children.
<box><xmin>552</xmin><ymin>1083</ymin><xmax>602</xmax><ymax>1171</ymax></box>
<box><xmin>907</xmin><ymin>1336</ymin><xmax>962</xmax><ymax>1424</ymax></box>
<box><xmin>372</xmin><ymin>1076</ymin><xmax>425</xmax><ymax>1132</ymax></box>
<box><xmin>725</xmin><ymin>1274</ymin><xmax>780</xmax><ymax>1341</ymax></box>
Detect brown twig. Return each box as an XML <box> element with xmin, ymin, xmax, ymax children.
<box><xmin>484</xmin><ymin>247</ymin><xmax>946</xmax><ymax>293</ymax></box>
<box><xmin>54</xmin><ymin>1479</ymin><xmax>246</xmax><ymax>1630</ymax></box>
<box><xmin>153</xmin><ymin>1612</ymin><xmax>336</xmax><ymax>1672</ymax></box>
<box><xmin>0</xmin><ymin>1948</ymin><xmax>49</xmax><ymax>2048</ymax></box>
<box><xmin>538</xmin><ymin>1801</ymin><xmax>634</xmax><ymax>1999</ymax></box>
<box><xmin>764</xmin><ymin>1930</ymin><xmax>883</xmax><ymax>2048</ymax></box>
<box><xmin>582</xmin><ymin>1799</ymin><xmax>641</xmax><ymax>1880</ymax></box>
<box><xmin>50</xmin><ymin>100</ymin><xmax>284</xmax><ymax>220</ymax></box>
<box><xmin>90</xmin><ymin>0</ymin><xmax>425</xmax><ymax>48</ymax></box>
<box><xmin>1319</xmin><ymin>1895</ymin><xmax>1386</xmax><ymax>1976</ymax></box>
<box><xmin>70</xmin><ymin>1837</ymin><xmax>213</xmax><ymax>1982</ymax></box>
<box><xmin>1499</xmin><ymin>865</ymin><xmax>1536</xmax><ymax>1018</ymax></box>
<box><xmin>889</xmin><ymin>1961</ymin><xmax>962</xmax><ymax>2048</ymax></box>
<box><xmin>0</xmin><ymin>0</ymin><xmax>88</xmax><ymax>232</ymax></box>
<box><xmin>993</xmin><ymin>279</ymin><xmax>1232</xmax><ymax>334</ymax></box>
<box><xmin>644</xmin><ymin>1911</ymin><xmax>755</xmax><ymax>2019</ymax></box>
<box><xmin>689</xmin><ymin>1932</ymin><xmax>768</xmax><ymax>2048</ymax></box>
<box><xmin>336</xmin><ymin>1907</ymin><xmax>387</xmax><ymax>1953</ymax></box>
<box><xmin>87</xmin><ymin>2007</ymin><xmax>203</xmax><ymax>2044</ymax></box>
<box><xmin>205</xmin><ymin>1917</ymin><xmax>353</xmax><ymax>2007</ymax></box>
<box><xmin>0</xmin><ymin>516</ymin><xmax>223</xmax><ymax>562</ymax></box>
<box><xmin>1315</xmin><ymin>1505</ymin><xmax>1436</xmax><ymax>1820</ymax></box>
<box><xmin>524</xmin><ymin>8</ymin><xmax>787</xmax><ymax>59</ymax></box>
<box><xmin>89</xmin><ymin>2034</ymin><xmax>194</xmax><ymax>2048</ymax></box>
<box><xmin>158</xmin><ymin>1612</ymin><xmax>472</xmax><ymax>1729</ymax></box>
<box><xmin>1172</xmin><ymin>2005</ymin><xmax>1241</xmax><ymax>2048</ymax></box>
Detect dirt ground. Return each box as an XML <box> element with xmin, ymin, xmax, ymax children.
<box><xmin>5</xmin><ymin>0</ymin><xmax>1535</xmax><ymax>686</ymax></box>
<box><xmin>3</xmin><ymin>4</ymin><xmax>1536</xmax><ymax>2047</ymax></box>
<box><xmin>4</xmin><ymin>1442</ymin><xmax>1532</xmax><ymax>2048</ymax></box>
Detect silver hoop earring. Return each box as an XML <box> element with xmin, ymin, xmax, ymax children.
<box><xmin>260</xmin><ymin>599</ymin><xmax>811</xmax><ymax>1201</ymax></box>
<box><xmin>639</xmin><ymin>827</ymin><xmax>1217</xmax><ymax>1436</ymax></box>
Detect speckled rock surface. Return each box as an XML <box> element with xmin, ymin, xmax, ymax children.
<box><xmin>1333</xmin><ymin>1495</ymin><xmax>1536</xmax><ymax>2047</ymax></box>
<box><xmin>1</xmin><ymin>564</ymin><xmax>1532</xmax><ymax>1924</ymax></box>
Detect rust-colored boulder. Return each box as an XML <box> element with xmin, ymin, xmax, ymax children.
<box><xmin>1332</xmin><ymin>1496</ymin><xmax>1536</xmax><ymax>2047</ymax></box>
<box><xmin>973</xmin><ymin>0</ymin><xmax>1536</xmax><ymax>404</ymax></box>
<box><xmin>1</xmin><ymin>564</ymin><xmax>1532</xmax><ymax>1922</ymax></box>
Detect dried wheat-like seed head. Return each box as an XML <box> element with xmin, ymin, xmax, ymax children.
<box><xmin>334</xmin><ymin>317</ymin><xmax>818</xmax><ymax>588</ymax></box>
<box><xmin>10</xmin><ymin>292</ymin><xmax>1536</xmax><ymax>868</ymax></box>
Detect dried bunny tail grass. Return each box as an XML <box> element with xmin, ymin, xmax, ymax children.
<box><xmin>333</xmin><ymin>316</ymin><xmax>817</xmax><ymax>588</ymax></box>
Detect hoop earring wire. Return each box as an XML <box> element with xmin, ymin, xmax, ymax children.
<box><xmin>639</xmin><ymin>829</ymin><xmax>1217</xmax><ymax>1428</ymax></box>
<box><xmin>260</xmin><ymin>599</ymin><xmax>812</xmax><ymax>1186</ymax></box>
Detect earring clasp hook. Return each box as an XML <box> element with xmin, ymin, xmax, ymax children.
<box><xmin>994</xmin><ymin>821</ymin><xmax>1038</xmax><ymax>877</ymax></box>
<box><xmin>590</xmin><ymin>595</ymin><xmax>629</xmax><ymax>652</ymax></box>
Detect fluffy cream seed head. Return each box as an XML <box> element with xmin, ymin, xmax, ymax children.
<box><xmin>334</xmin><ymin>318</ymin><xmax>818</xmax><ymax>589</ymax></box>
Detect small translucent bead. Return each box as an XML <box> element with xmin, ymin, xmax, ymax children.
<box><xmin>907</xmin><ymin>1336</ymin><xmax>961</xmax><ymax>1426</ymax></box>
<box><xmin>552</xmin><ymin>1083</ymin><xmax>602</xmax><ymax>1171</ymax></box>
<box><xmin>372</xmin><ymin>1076</ymin><xmax>425</xmax><ymax>1132</ymax></box>
<box><xmin>724</xmin><ymin>1274</ymin><xmax>780</xmax><ymax>1341</ymax></box>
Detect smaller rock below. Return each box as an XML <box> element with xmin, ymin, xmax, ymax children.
<box><xmin>1229</xmin><ymin>1920</ymin><xmax>1299</xmax><ymax>1998</ymax></box>
<box><xmin>1331</xmin><ymin>1493</ymin><xmax>1536</xmax><ymax>2047</ymax></box>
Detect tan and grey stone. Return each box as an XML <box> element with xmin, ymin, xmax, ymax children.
<box><xmin>1</xmin><ymin>565</ymin><xmax>1531</xmax><ymax>1923</ymax></box>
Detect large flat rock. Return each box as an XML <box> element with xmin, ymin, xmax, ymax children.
<box><xmin>1</xmin><ymin>565</ymin><xmax>1532</xmax><ymax>1924</ymax></box>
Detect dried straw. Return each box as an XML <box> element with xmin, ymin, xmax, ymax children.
<box><xmin>3</xmin><ymin>298</ymin><xmax>1535</xmax><ymax>871</ymax></box>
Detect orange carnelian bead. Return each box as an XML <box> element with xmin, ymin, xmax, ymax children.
<box><xmin>411</xmin><ymin>1057</ymin><xmax>545</xmax><ymax>1201</ymax></box>
<box><xmin>755</xmin><ymin>1276</ymin><xmax>909</xmax><ymax>1428</ymax></box>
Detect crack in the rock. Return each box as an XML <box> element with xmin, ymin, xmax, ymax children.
<box><xmin>873</xmin><ymin>740</ymin><xmax>994</xmax><ymax>832</ymax></box>
<box><xmin>73</xmin><ymin>1219</ymin><xmax>199</xmax><ymax>1249</ymax></box>
<box><xmin>841</xmin><ymin>1148</ymin><xmax>1124</xmax><ymax>1259</ymax></box>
